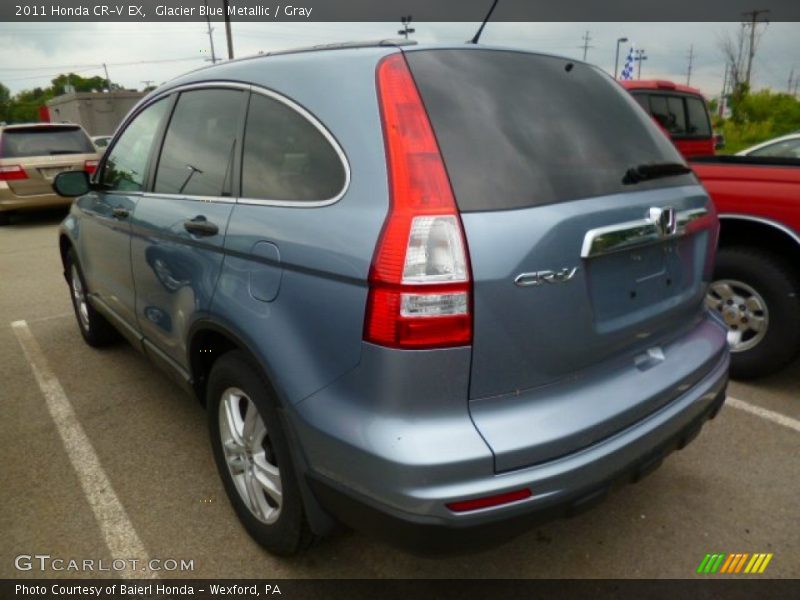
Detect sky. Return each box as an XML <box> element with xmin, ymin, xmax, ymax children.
<box><xmin>0</xmin><ymin>21</ymin><xmax>798</xmax><ymax>101</ymax></box>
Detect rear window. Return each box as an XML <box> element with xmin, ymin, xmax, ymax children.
<box><xmin>0</xmin><ymin>126</ymin><xmax>94</xmax><ymax>158</ymax></box>
<box><xmin>406</xmin><ymin>49</ymin><xmax>692</xmax><ymax>212</ymax></box>
<box><xmin>634</xmin><ymin>92</ymin><xmax>711</xmax><ymax>138</ymax></box>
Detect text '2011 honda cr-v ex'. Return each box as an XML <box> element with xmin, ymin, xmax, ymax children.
<box><xmin>55</xmin><ymin>42</ymin><xmax>729</xmax><ymax>555</ymax></box>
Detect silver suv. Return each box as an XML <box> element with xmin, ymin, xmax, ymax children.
<box><xmin>55</xmin><ymin>42</ymin><xmax>729</xmax><ymax>555</ymax></box>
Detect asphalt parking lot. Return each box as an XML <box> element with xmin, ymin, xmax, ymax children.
<box><xmin>1</xmin><ymin>209</ymin><xmax>798</xmax><ymax>579</ymax></box>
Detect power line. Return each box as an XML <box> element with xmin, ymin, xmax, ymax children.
<box><xmin>1</xmin><ymin>57</ymin><xmax>204</xmax><ymax>83</ymax></box>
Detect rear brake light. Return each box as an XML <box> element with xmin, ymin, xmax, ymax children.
<box><xmin>446</xmin><ymin>489</ymin><xmax>532</xmax><ymax>512</ymax></box>
<box><xmin>365</xmin><ymin>53</ymin><xmax>472</xmax><ymax>349</ymax></box>
<box><xmin>0</xmin><ymin>165</ymin><xmax>28</xmax><ymax>181</ymax></box>
<box><xmin>84</xmin><ymin>160</ymin><xmax>98</xmax><ymax>175</ymax></box>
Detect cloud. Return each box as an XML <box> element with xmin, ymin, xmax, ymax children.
<box><xmin>0</xmin><ymin>21</ymin><xmax>797</xmax><ymax>99</ymax></box>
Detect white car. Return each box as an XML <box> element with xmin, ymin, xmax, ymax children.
<box><xmin>736</xmin><ymin>132</ymin><xmax>800</xmax><ymax>158</ymax></box>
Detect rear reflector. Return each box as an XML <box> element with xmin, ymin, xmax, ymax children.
<box><xmin>365</xmin><ymin>53</ymin><xmax>472</xmax><ymax>349</ymax></box>
<box><xmin>84</xmin><ymin>160</ymin><xmax>98</xmax><ymax>175</ymax></box>
<box><xmin>446</xmin><ymin>489</ymin><xmax>532</xmax><ymax>513</ymax></box>
<box><xmin>0</xmin><ymin>165</ymin><xmax>28</xmax><ymax>181</ymax></box>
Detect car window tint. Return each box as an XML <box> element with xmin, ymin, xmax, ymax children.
<box><xmin>666</xmin><ymin>96</ymin><xmax>687</xmax><ymax>135</ymax></box>
<box><xmin>242</xmin><ymin>93</ymin><xmax>346</xmax><ymax>201</ymax></box>
<box><xmin>685</xmin><ymin>96</ymin><xmax>711</xmax><ymax>136</ymax></box>
<box><xmin>749</xmin><ymin>139</ymin><xmax>800</xmax><ymax>158</ymax></box>
<box><xmin>154</xmin><ymin>89</ymin><xmax>244</xmax><ymax>197</ymax></box>
<box><xmin>102</xmin><ymin>99</ymin><xmax>169</xmax><ymax>191</ymax></box>
<box><xmin>1</xmin><ymin>127</ymin><xmax>94</xmax><ymax>158</ymax></box>
<box><xmin>406</xmin><ymin>50</ymin><xmax>689</xmax><ymax>212</ymax></box>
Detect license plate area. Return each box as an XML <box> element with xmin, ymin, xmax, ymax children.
<box><xmin>40</xmin><ymin>166</ymin><xmax>73</xmax><ymax>179</ymax></box>
<box><xmin>585</xmin><ymin>235</ymin><xmax>701</xmax><ymax>329</ymax></box>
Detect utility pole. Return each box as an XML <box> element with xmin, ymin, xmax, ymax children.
<box><xmin>204</xmin><ymin>0</ymin><xmax>218</xmax><ymax>63</ymax></box>
<box><xmin>579</xmin><ymin>30</ymin><xmax>593</xmax><ymax>61</ymax></box>
<box><xmin>398</xmin><ymin>15</ymin><xmax>415</xmax><ymax>39</ymax></box>
<box><xmin>686</xmin><ymin>45</ymin><xmax>695</xmax><ymax>86</ymax></box>
<box><xmin>635</xmin><ymin>48</ymin><xmax>647</xmax><ymax>80</ymax></box>
<box><xmin>102</xmin><ymin>63</ymin><xmax>111</xmax><ymax>91</ymax></box>
<box><xmin>742</xmin><ymin>9</ymin><xmax>770</xmax><ymax>86</ymax></box>
<box><xmin>719</xmin><ymin>63</ymin><xmax>729</xmax><ymax>117</ymax></box>
<box><xmin>788</xmin><ymin>67</ymin><xmax>795</xmax><ymax>94</ymax></box>
<box><xmin>222</xmin><ymin>0</ymin><xmax>234</xmax><ymax>59</ymax></box>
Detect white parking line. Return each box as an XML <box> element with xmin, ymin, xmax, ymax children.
<box><xmin>11</xmin><ymin>319</ymin><xmax>157</xmax><ymax>579</ymax></box>
<box><xmin>727</xmin><ymin>396</ymin><xmax>800</xmax><ymax>433</ymax></box>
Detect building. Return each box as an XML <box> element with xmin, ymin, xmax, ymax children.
<box><xmin>45</xmin><ymin>91</ymin><xmax>145</xmax><ymax>136</ymax></box>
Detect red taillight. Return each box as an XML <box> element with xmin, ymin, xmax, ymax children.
<box><xmin>446</xmin><ymin>489</ymin><xmax>532</xmax><ymax>513</ymax></box>
<box><xmin>365</xmin><ymin>53</ymin><xmax>472</xmax><ymax>349</ymax></box>
<box><xmin>84</xmin><ymin>160</ymin><xmax>98</xmax><ymax>175</ymax></box>
<box><xmin>0</xmin><ymin>165</ymin><xmax>28</xmax><ymax>181</ymax></box>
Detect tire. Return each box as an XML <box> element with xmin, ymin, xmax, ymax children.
<box><xmin>707</xmin><ymin>246</ymin><xmax>800</xmax><ymax>379</ymax></box>
<box><xmin>65</xmin><ymin>249</ymin><xmax>118</xmax><ymax>347</ymax></box>
<box><xmin>0</xmin><ymin>211</ymin><xmax>11</xmax><ymax>226</ymax></box>
<box><xmin>207</xmin><ymin>351</ymin><xmax>315</xmax><ymax>555</ymax></box>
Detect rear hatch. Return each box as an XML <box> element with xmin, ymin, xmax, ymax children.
<box><xmin>0</xmin><ymin>125</ymin><xmax>97</xmax><ymax>196</ymax></box>
<box><xmin>405</xmin><ymin>48</ymin><xmax>718</xmax><ymax>463</ymax></box>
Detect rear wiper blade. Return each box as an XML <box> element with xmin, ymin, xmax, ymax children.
<box><xmin>622</xmin><ymin>162</ymin><xmax>692</xmax><ymax>185</ymax></box>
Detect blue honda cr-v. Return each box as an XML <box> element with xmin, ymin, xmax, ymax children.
<box><xmin>55</xmin><ymin>41</ymin><xmax>729</xmax><ymax>555</ymax></box>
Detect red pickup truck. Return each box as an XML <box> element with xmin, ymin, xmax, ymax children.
<box><xmin>622</xmin><ymin>80</ymin><xmax>716</xmax><ymax>157</ymax></box>
<box><xmin>623</xmin><ymin>80</ymin><xmax>800</xmax><ymax>378</ymax></box>
<box><xmin>690</xmin><ymin>155</ymin><xmax>800</xmax><ymax>378</ymax></box>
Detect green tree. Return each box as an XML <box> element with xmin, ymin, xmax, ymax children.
<box><xmin>0</xmin><ymin>82</ymin><xmax>11</xmax><ymax>123</ymax></box>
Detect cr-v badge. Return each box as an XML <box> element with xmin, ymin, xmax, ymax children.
<box><xmin>515</xmin><ymin>267</ymin><xmax>578</xmax><ymax>287</ymax></box>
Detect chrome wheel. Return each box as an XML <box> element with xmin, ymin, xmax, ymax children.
<box><xmin>706</xmin><ymin>279</ymin><xmax>769</xmax><ymax>353</ymax></box>
<box><xmin>218</xmin><ymin>387</ymin><xmax>282</xmax><ymax>524</ymax></box>
<box><xmin>70</xmin><ymin>264</ymin><xmax>90</xmax><ymax>332</ymax></box>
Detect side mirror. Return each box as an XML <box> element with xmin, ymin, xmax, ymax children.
<box><xmin>53</xmin><ymin>170</ymin><xmax>91</xmax><ymax>197</ymax></box>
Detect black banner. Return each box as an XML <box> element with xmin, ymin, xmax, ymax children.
<box><xmin>3</xmin><ymin>579</ymin><xmax>800</xmax><ymax>600</ymax></box>
<box><xmin>2</xmin><ymin>0</ymin><xmax>800</xmax><ymax>22</ymax></box>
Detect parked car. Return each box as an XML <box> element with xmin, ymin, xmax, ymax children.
<box><xmin>0</xmin><ymin>123</ymin><xmax>99</xmax><ymax>225</ymax></box>
<box><xmin>55</xmin><ymin>43</ymin><xmax>729</xmax><ymax>555</ymax></box>
<box><xmin>91</xmin><ymin>135</ymin><xmax>113</xmax><ymax>153</ymax></box>
<box><xmin>736</xmin><ymin>132</ymin><xmax>800</xmax><ymax>159</ymax></box>
<box><xmin>621</xmin><ymin>80</ymin><xmax>715</xmax><ymax>158</ymax></box>
<box><xmin>691</xmin><ymin>155</ymin><xmax>800</xmax><ymax>378</ymax></box>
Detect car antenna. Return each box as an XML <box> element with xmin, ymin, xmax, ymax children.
<box><xmin>469</xmin><ymin>0</ymin><xmax>500</xmax><ymax>44</ymax></box>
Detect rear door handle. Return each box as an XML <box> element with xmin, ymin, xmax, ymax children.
<box><xmin>183</xmin><ymin>215</ymin><xmax>219</xmax><ymax>236</ymax></box>
<box><xmin>112</xmin><ymin>207</ymin><xmax>130</xmax><ymax>219</ymax></box>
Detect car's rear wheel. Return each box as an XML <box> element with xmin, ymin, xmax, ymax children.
<box><xmin>207</xmin><ymin>351</ymin><xmax>314</xmax><ymax>555</ymax></box>
<box><xmin>0</xmin><ymin>211</ymin><xmax>11</xmax><ymax>226</ymax></box>
<box><xmin>707</xmin><ymin>247</ymin><xmax>800</xmax><ymax>379</ymax></box>
<box><xmin>65</xmin><ymin>249</ymin><xmax>118</xmax><ymax>347</ymax></box>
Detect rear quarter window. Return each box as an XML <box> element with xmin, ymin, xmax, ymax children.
<box><xmin>405</xmin><ymin>49</ymin><xmax>692</xmax><ymax>212</ymax></box>
<box><xmin>241</xmin><ymin>92</ymin><xmax>346</xmax><ymax>202</ymax></box>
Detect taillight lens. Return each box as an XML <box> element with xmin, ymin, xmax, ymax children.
<box><xmin>84</xmin><ymin>160</ymin><xmax>98</xmax><ymax>175</ymax></box>
<box><xmin>0</xmin><ymin>165</ymin><xmax>28</xmax><ymax>181</ymax></box>
<box><xmin>365</xmin><ymin>53</ymin><xmax>472</xmax><ymax>349</ymax></box>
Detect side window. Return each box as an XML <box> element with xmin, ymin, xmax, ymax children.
<box><xmin>241</xmin><ymin>93</ymin><xmax>346</xmax><ymax>202</ymax></box>
<box><xmin>750</xmin><ymin>139</ymin><xmax>800</xmax><ymax>158</ymax></box>
<box><xmin>101</xmin><ymin>99</ymin><xmax>169</xmax><ymax>191</ymax></box>
<box><xmin>685</xmin><ymin>96</ymin><xmax>711</xmax><ymax>137</ymax></box>
<box><xmin>154</xmin><ymin>89</ymin><xmax>244</xmax><ymax>197</ymax></box>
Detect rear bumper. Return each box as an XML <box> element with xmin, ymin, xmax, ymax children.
<box><xmin>308</xmin><ymin>363</ymin><xmax>727</xmax><ymax>553</ymax></box>
<box><xmin>0</xmin><ymin>186</ymin><xmax>71</xmax><ymax>211</ymax></box>
<box><xmin>293</xmin><ymin>328</ymin><xmax>728</xmax><ymax>552</ymax></box>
